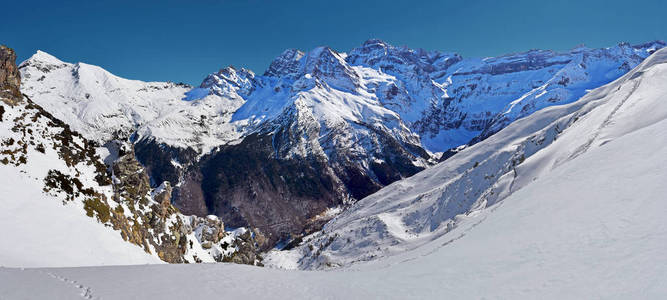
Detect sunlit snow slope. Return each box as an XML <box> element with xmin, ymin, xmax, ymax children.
<box><xmin>2</xmin><ymin>47</ymin><xmax>666</xmax><ymax>299</ymax></box>
<box><xmin>0</xmin><ymin>166</ymin><xmax>163</xmax><ymax>267</ymax></box>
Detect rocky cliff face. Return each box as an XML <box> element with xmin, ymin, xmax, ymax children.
<box><xmin>0</xmin><ymin>45</ymin><xmax>21</xmax><ymax>105</ymax></box>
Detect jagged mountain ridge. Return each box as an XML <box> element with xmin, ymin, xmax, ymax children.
<box><xmin>18</xmin><ymin>39</ymin><xmax>665</xmax><ymax>248</ymax></box>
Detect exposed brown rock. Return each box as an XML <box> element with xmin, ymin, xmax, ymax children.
<box><xmin>153</xmin><ymin>181</ymin><xmax>173</xmax><ymax>219</ymax></box>
<box><xmin>0</xmin><ymin>45</ymin><xmax>22</xmax><ymax>105</ymax></box>
<box><xmin>112</xmin><ymin>145</ymin><xmax>152</xmax><ymax>204</ymax></box>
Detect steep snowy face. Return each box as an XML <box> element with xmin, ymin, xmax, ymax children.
<box><xmin>178</xmin><ymin>46</ymin><xmax>433</xmax><ymax>246</ymax></box>
<box><xmin>425</xmin><ymin>41</ymin><xmax>665</xmax><ymax>150</ymax></box>
<box><xmin>262</xmin><ymin>46</ymin><xmax>360</xmax><ymax>92</ymax></box>
<box><xmin>268</xmin><ymin>46</ymin><xmax>667</xmax><ymax>270</ymax></box>
<box><xmin>263</xmin><ymin>48</ymin><xmax>305</xmax><ymax>78</ymax></box>
<box><xmin>18</xmin><ymin>46</ymin><xmax>433</xmax><ymax>248</ymax></box>
<box><xmin>199</xmin><ymin>66</ymin><xmax>257</xmax><ymax>99</ymax></box>
<box><xmin>346</xmin><ymin>39</ymin><xmax>459</xmax><ymax>123</ymax></box>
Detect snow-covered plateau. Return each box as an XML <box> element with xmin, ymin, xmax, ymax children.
<box><xmin>1</xmin><ymin>44</ymin><xmax>666</xmax><ymax>298</ymax></box>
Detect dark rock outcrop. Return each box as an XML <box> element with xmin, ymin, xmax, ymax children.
<box><xmin>199</xmin><ymin>133</ymin><xmax>342</xmax><ymax>247</ymax></box>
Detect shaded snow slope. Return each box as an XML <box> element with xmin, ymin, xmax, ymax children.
<box><xmin>265</xmin><ymin>47</ymin><xmax>667</xmax><ymax>269</ymax></box>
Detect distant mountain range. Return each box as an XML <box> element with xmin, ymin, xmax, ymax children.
<box><xmin>12</xmin><ymin>39</ymin><xmax>666</xmax><ymax>250</ymax></box>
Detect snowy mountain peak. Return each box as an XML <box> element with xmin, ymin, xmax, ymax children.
<box><xmin>298</xmin><ymin>46</ymin><xmax>360</xmax><ymax>91</ymax></box>
<box><xmin>200</xmin><ymin>65</ymin><xmax>257</xmax><ymax>98</ymax></box>
<box><xmin>25</xmin><ymin>50</ymin><xmax>65</xmax><ymax>65</ymax></box>
<box><xmin>630</xmin><ymin>40</ymin><xmax>666</xmax><ymax>53</ymax></box>
<box><xmin>348</xmin><ymin>39</ymin><xmax>462</xmax><ymax>73</ymax></box>
<box><xmin>361</xmin><ymin>38</ymin><xmax>389</xmax><ymax>47</ymax></box>
<box><xmin>263</xmin><ymin>46</ymin><xmax>357</xmax><ymax>87</ymax></box>
<box><xmin>263</xmin><ymin>48</ymin><xmax>305</xmax><ymax>78</ymax></box>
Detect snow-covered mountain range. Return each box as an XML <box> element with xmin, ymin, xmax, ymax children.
<box><xmin>266</xmin><ymin>45</ymin><xmax>667</xmax><ymax>270</ymax></box>
<box><xmin>16</xmin><ymin>39</ymin><xmax>666</xmax><ymax>248</ymax></box>
<box><xmin>3</xmin><ymin>43</ymin><xmax>667</xmax><ymax>299</ymax></box>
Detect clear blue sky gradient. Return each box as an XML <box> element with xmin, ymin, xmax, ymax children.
<box><xmin>3</xmin><ymin>0</ymin><xmax>666</xmax><ymax>85</ymax></box>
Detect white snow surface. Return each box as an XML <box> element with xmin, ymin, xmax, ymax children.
<box><xmin>2</xmin><ymin>48</ymin><xmax>667</xmax><ymax>299</ymax></box>
<box><xmin>0</xmin><ymin>167</ymin><xmax>163</xmax><ymax>268</ymax></box>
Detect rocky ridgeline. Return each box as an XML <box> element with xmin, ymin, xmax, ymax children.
<box><xmin>0</xmin><ymin>46</ymin><xmax>263</xmax><ymax>266</ymax></box>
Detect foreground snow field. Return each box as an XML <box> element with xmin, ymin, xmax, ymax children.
<box><xmin>0</xmin><ymin>167</ymin><xmax>163</xmax><ymax>268</ymax></box>
<box><xmin>1</xmin><ymin>48</ymin><xmax>666</xmax><ymax>299</ymax></box>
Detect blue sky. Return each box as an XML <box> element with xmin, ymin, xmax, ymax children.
<box><xmin>2</xmin><ymin>0</ymin><xmax>666</xmax><ymax>85</ymax></box>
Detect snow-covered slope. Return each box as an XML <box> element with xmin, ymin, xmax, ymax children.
<box><xmin>0</xmin><ymin>149</ymin><xmax>163</xmax><ymax>267</ymax></box>
<box><xmin>0</xmin><ymin>39</ymin><xmax>667</xmax><ymax>299</ymax></box>
<box><xmin>266</xmin><ymin>46</ymin><xmax>667</xmax><ymax>270</ymax></box>
<box><xmin>19</xmin><ymin>40</ymin><xmax>663</xmax><ymax>156</ymax></box>
<box><xmin>18</xmin><ymin>51</ymin><xmax>244</xmax><ymax>153</ymax></box>
<box><xmin>0</xmin><ymin>96</ymin><xmax>260</xmax><ymax>267</ymax></box>
<box><xmin>19</xmin><ymin>47</ymin><xmax>432</xmax><ymax>247</ymax></box>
